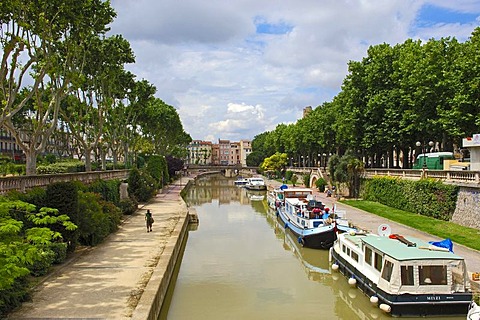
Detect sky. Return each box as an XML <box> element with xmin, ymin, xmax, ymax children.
<box><xmin>108</xmin><ymin>0</ymin><xmax>480</xmax><ymax>143</ymax></box>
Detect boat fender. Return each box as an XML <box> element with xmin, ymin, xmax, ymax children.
<box><xmin>284</xmin><ymin>223</ymin><xmax>289</xmax><ymax>229</ymax></box>
<box><xmin>298</xmin><ymin>236</ymin><xmax>305</xmax><ymax>246</ymax></box>
<box><xmin>331</xmin><ymin>263</ymin><xmax>339</xmax><ymax>271</ymax></box>
<box><xmin>379</xmin><ymin>304</ymin><xmax>391</xmax><ymax>313</ymax></box>
<box><xmin>370</xmin><ymin>296</ymin><xmax>379</xmax><ymax>305</ymax></box>
<box><xmin>348</xmin><ymin>276</ymin><xmax>357</xmax><ymax>287</ymax></box>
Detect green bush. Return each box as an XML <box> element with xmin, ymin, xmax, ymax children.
<box><xmin>285</xmin><ymin>170</ymin><xmax>293</xmax><ymax>181</ymax></box>
<box><xmin>118</xmin><ymin>198</ymin><xmax>138</xmax><ymax>215</ymax></box>
<box><xmin>37</xmin><ymin>160</ymin><xmax>85</xmax><ymax>174</ymax></box>
<box><xmin>46</xmin><ymin>182</ymin><xmax>79</xmax><ymax>252</ymax></box>
<box><xmin>127</xmin><ymin>168</ymin><xmax>157</xmax><ymax>203</ymax></box>
<box><xmin>88</xmin><ymin>179</ymin><xmax>121</xmax><ymax>205</ymax></box>
<box><xmin>49</xmin><ymin>242</ymin><xmax>68</xmax><ymax>264</ymax></box>
<box><xmin>362</xmin><ymin>177</ymin><xmax>458</xmax><ymax>221</ymax></box>
<box><xmin>100</xmin><ymin>200</ymin><xmax>123</xmax><ymax>233</ymax></box>
<box><xmin>302</xmin><ymin>173</ymin><xmax>311</xmax><ymax>188</ymax></box>
<box><xmin>0</xmin><ymin>276</ymin><xmax>30</xmax><ymax>318</ymax></box>
<box><xmin>315</xmin><ymin>177</ymin><xmax>327</xmax><ymax>192</ymax></box>
<box><xmin>77</xmin><ymin>192</ymin><xmax>110</xmax><ymax>246</ymax></box>
<box><xmin>29</xmin><ymin>249</ymin><xmax>56</xmax><ymax>276</ymax></box>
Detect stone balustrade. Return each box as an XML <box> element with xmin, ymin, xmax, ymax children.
<box><xmin>0</xmin><ymin>170</ymin><xmax>129</xmax><ymax>194</ymax></box>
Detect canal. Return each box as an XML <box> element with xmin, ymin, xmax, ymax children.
<box><xmin>159</xmin><ymin>175</ymin><xmax>464</xmax><ymax>320</ymax></box>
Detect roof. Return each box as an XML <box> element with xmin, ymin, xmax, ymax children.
<box><xmin>344</xmin><ymin>234</ymin><xmax>464</xmax><ymax>261</ymax></box>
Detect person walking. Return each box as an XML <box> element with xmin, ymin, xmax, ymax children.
<box><xmin>145</xmin><ymin>209</ymin><xmax>153</xmax><ymax>232</ymax></box>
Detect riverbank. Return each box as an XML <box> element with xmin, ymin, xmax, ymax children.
<box><xmin>7</xmin><ymin>175</ymin><xmax>195</xmax><ymax>319</ymax></box>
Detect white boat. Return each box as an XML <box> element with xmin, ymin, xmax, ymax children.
<box><xmin>249</xmin><ymin>194</ymin><xmax>265</xmax><ymax>201</ymax></box>
<box><xmin>330</xmin><ymin>232</ymin><xmax>472</xmax><ymax>317</ymax></box>
<box><xmin>234</xmin><ymin>177</ymin><xmax>249</xmax><ymax>186</ymax></box>
<box><xmin>468</xmin><ymin>300</ymin><xmax>480</xmax><ymax>320</ymax></box>
<box><xmin>245</xmin><ymin>177</ymin><xmax>267</xmax><ymax>191</ymax></box>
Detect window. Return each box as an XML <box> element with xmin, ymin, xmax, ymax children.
<box><xmin>351</xmin><ymin>251</ymin><xmax>359</xmax><ymax>262</ymax></box>
<box><xmin>381</xmin><ymin>260</ymin><xmax>394</xmax><ymax>282</ymax></box>
<box><xmin>365</xmin><ymin>247</ymin><xmax>372</xmax><ymax>265</ymax></box>
<box><xmin>419</xmin><ymin>265</ymin><xmax>447</xmax><ymax>285</ymax></box>
<box><xmin>401</xmin><ymin>265</ymin><xmax>414</xmax><ymax>285</ymax></box>
<box><xmin>374</xmin><ymin>252</ymin><xmax>383</xmax><ymax>272</ymax></box>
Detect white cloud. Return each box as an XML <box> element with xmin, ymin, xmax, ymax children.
<box><xmin>109</xmin><ymin>0</ymin><xmax>480</xmax><ymax>142</ymax></box>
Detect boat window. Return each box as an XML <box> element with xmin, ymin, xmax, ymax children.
<box><xmin>381</xmin><ymin>260</ymin><xmax>394</xmax><ymax>282</ymax></box>
<box><xmin>342</xmin><ymin>244</ymin><xmax>346</xmax><ymax>253</ymax></box>
<box><xmin>365</xmin><ymin>247</ymin><xmax>372</xmax><ymax>266</ymax></box>
<box><xmin>401</xmin><ymin>265</ymin><xmax>414</xmax><ymax>286</ymax></box>
<box><xmin>351</xmin><ymin>251</ymin><xmax>359</xmax><ymax>262</ymax></box>
<box><xmin>374</xmin><ymin>252</ymin><xmax>383</xmax><ymax>272</ymax></box>
<box><xmin>419</xmin><ymin>265</ymin><xmax>447</xmax><ymax>285</ymax></box>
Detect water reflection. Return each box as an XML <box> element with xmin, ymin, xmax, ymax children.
<box><xmin>160</xmin><ymin>176</ymin><xmax>464</xmax><ymax>320</ymax></box>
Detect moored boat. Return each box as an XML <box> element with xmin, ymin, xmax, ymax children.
<box><xmin>277</xmin><ymin>192</ymin><xmax>338</xmax><ymax>249</ymax></box>
<box><xmin>234</xmin><ymin>177</ymin><xmax>249</xmax><ymax>186</ymax></box>
<box><xmin>330</xmin><ymin>232</ymin><xmax>472</xmax><ymax>317</ymax></box>
<box><xmin>245</xmin><ymin>177</ymin><xmax>267</xmax><ymax>191</ymax></box>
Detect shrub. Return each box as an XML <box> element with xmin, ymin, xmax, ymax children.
<box><xmin>49</xmin><ymin>242</ymin><xmax>68</xmax><ymax>264</ymax></box>
<box><xmin>77</xmin><ymin>192</ymin><xmax>110</xmax><ymax>246</ymax></box>
<box><xmin>88</xmin><ymin>179</ymin><xmax>121</xmax><ymax>205</ymax></box>
<box><xmin>46</xmin><ymin>182</ymin><xmax>79</xmax><ymax>252</ymax></box>
<box><xmin>29</xmin><ymin>249</ymin><xmax>56</xmax><ymax>276</ymax></box>
<box><xmin>118</xmin><ymin>198</ymin><xmax>138</xmax><ymax>215</ymax></box>
<box><xmin>362</xmin><ymin>177</ymin><xmax>458</xmax><ymax>221</ymax></box>
<box><xmin>315</xmin><ymin>177</ymin><xmax>327</xmax><ymax>192</ymax></box>
<box><xmin>37</xmin><ymin>160</ymin><xmax>85</xmax><ymax>174</ymax></box>
<box><xmin>127</xmin><ymin>168</ymin><xmax>156</xmax><ymax>203</ymax></box>
<box><xmin>302</xmin><ymin>173</ymin><xmax>311</xmax><ymax>188</ymax></box>
<box><xmin>0</xmin><ymin>276</ymin><xmax>30</xmax><ymax>318</ymax></box>
<box><xmin>285</xmin><ymin>170</ymin><xmax>293</xmax><ymax>181</ymax></box>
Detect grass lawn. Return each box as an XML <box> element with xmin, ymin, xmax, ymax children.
<box><xmin>341</xmin><ymin>199</ymin><xmax>480</xmax><ymax>252</ymax></box>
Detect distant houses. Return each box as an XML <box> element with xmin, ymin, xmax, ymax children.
<box><xmin>186</xmin><ymin>139</ymin><xmax>252</xmax><ymax>167</ymax></box>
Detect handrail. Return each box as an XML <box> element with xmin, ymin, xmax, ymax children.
<box><xmin>0</xmin><ymin>170</ymin><xmax>130</xmax><ymax>194</ymax></box>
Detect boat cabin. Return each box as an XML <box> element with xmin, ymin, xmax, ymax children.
<box><xmin>338</xmin><ymin>233</ymin><xmax>470</xmax><ymax>295</ymax></box>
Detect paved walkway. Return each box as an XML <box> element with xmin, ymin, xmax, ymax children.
<box><xmin>7</xmin><ymin>178</ymin><xmax>191</xmax><ymax>319</ymax></box>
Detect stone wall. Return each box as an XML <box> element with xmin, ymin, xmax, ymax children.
<box><xmin>451</xmin><ymin>186</ymin><xmax>480</xmax><ymax>229</ymax></box>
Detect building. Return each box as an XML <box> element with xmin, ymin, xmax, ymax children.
<box><xmin>186</xmin><ymin>140</ymin><xmax>213</xmax><ymax>165</ymax></box>
<box><xmin>463</xmin><ymin>134</ymin><xmax>480</xmax><ymax>171</ymax></box>
<box><xmin>187</xmin><ymin>138</ymin><xmax>252</xmax><ymax>167</ymax></box>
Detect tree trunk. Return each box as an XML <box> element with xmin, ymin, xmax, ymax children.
<box><xmin>25</xmin><ymin>150</ymin><xmax>37</xmax><ymax>176</ymax></box>
<box><xmin>85</xmin><ymin>147</ymin><xmax>92</xmax><ymax>171</ymax></box>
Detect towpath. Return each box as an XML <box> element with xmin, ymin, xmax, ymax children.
<box><xmin>7</xmin><ymin>176</ymin><xmax>192</xmax><ymax>319</ymax></box>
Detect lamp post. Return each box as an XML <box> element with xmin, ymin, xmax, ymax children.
<box><xmin>416</xmin><ymin>140</ymin><xmax>434</xmax><ymax>177</ymax></box>
<box><xmin>301</xmin><ymin>155</ymin><xmax>304</xmax><ymax>167</ymax></box>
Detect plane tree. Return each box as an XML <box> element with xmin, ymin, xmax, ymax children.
<box><xmin>1</xmin><ymin>0</ymin><xmax>116</xmax><ymax>175</ymax></box>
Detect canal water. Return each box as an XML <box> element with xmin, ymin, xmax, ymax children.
<box><xmin>159</xmin><ymin>175</ymin><xmax>464</xmax><ymax>320</ymax></box>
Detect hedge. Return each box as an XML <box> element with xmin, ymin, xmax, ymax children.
<box><xmin>362</xmin><ymin>176</ymin><xmax>458</xmax><ymax>221</ymax></box>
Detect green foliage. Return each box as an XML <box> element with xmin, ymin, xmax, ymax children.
<box><xmin>76</xmin><ymin>192</ymin><xmax>110</xmax><ymax>246</ymax></box>
<box><xmin>0</xmin><ymin>276</ymin><xmax>30</xmax><ymax>318</ymax></box>
<box><xmin>46</xmin><ymin>182</ymin><xmax>79</xmax><ymax>252</ymax></box>
<box><xmin>291</xmin><ymin>174</ymin><xmax>298</xmax><ymax>186</ymax></box>
<box><xmin>315</xmin><ymin>177</ymin><xmax>327</xmax><ymax>192</ymax></box>
<box><xmin>37</xmin><ymin>160</ymin><xmax>85</xmax><ymax>174</ymax></box>
<box><xmin>342</xmin><ymin>200</ymin><xmax>480</xmax><ymax>251</ymax></box>
<box><xmin>118</xmin><ymin>198</ymin><xmax>138</xmax><ymax>215</ymax></box>
<box><xmin>127</xmin><ymin>168</ymin><xmax>157</xmax><ymax>202</ymax></box>
<box><xmin>302</xmin><ymin>173</ymin><xmax>311</xmax><ymax>188</ymax></box>
<box><xmin>49</xmin><ymin>242</ymin><xmax>68</xmax><ymax>264</ymax></box>
<box><xmin>0</xmin><ymin>163</ymin><xmax>25</xmax><ymax>176</ymax></box>
<box><xmin>100</xmin><ymin>200</ymin><xmax>123</xmax><ymax>234</ymax></box>
<box><xmin>7</xmin><ymin>187</ymin><xmax>47</xmax><ymax>209</ymax></box>
<box><xmin>362</xmin><ymin>177</ymin><xmax>458</xmax><ymax>220</ymax></box>
<box><xmin>88</xmin><ymin>179</ymin><xmax>121</xmax><ymax>205</ymax></box>
<box><xmin>146</xmin><ymin>155</ymin><xmax>165</xmax><ymax>187</ymax></box>
<box><xmin>285</xmin><ymin>170</ymin><xmax>294</xmax><ymax>181</ymax></box>
<box><xmin>260</xmin><ymin>152</ymin><xmax>287</xmax><ymax>172</ymax></box>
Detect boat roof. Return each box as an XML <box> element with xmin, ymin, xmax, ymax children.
<box><xmin>343</xmin><ymin>233</ymin><xmax>464</xmax><ymax>261</ymax></box>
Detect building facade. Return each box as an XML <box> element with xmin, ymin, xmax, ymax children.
<box><xmin>186</xmin><ymin>138</ymin><xmax>252</xmax><ymax>167</ymax></box>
